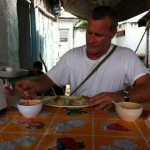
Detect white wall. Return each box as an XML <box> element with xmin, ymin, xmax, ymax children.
<box><xmin>59</xmin><ymin>20</ymin><xmax>71</xmax><ymax>48</ymax></box>
<box><xmin>56</xmin><ymin>18</ymin><xmax>79</xmax><ymax>59</ymax></box>
<box><xmin>74</xmin><ymin>28</ymin><xmax>86</xmax><ymax>47</ymax></box>
<box><xmin>113</xmin><ymin>22</ymin><xmax>147</xmax><ymax>55</ymax></box>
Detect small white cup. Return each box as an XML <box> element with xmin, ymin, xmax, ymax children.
<box><xmin>6</xmin><ymin>67</ymin><xmax>14</xmax><ymax>72</ymax></box>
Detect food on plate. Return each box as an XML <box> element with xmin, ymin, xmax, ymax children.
<box><xmin>47</xmin><ymin>96</ymin><xmax>89</xmax><ymax>106</ymax></box>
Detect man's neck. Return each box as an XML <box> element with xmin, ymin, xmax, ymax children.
<box><xmin>86</xmin><ymin>44</ymin><xmax>112</xmax><ymax>60</ymax></box>
<box><xmin>87</xmin><ymin>51</ymin><xmax>107</xmax><ymax>60</ymax></box>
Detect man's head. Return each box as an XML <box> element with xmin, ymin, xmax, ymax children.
<box><xmin>90</xmin><ymin>5</ymin><xmax>118</xmax><ymax>31</ymax></box>
<box><xmin>86</xmin><ymin>6</ymin><xmax>118</xmax><ymax>59</ymax></box>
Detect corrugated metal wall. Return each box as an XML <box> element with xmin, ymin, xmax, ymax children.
<box><xmin>34</xmin><ymin>6</ymin><xmax>59</xmax><ymax>71</ymax></box>
<box><xmin>18</xmin><ymin>0</ymin><xmax>59</xmax><ymax>71</ymax></box>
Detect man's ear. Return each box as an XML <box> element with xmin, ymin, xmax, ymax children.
<box><xmin>111</xmin><ymin>29</ymin><xmax>117</xmax><ymax>39</ymax></box>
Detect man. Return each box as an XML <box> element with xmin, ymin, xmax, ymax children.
<box><xmin>15</xmin><ymin>6</ymin><xmax>150</xmax><ymax>111</ymax></box>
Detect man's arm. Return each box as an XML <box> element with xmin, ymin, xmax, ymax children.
<box><xmin>15</xmin><ymin>74</ymin><xmax>56</xmax><ymax>98</ymax></box>
<box><xmin>89</xmin><ymin>74</ymin><xmax>150</xmax><ymax>111</ymax></box>
<box><xmin>127</xmin><ymin>74</ymin><xmax>150</xmax><ymax>102</ymax></box>
<box><xmin>34</xmin><ymin>74</ymin><xmax>55</xmax><ymax>93</ymax></box>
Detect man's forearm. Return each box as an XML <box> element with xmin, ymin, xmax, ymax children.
<box><xmin>35</xmin><ymin>74</ymin><xmax>55</xmax><ymax>92</ymax></box>
<box><xmin>127</xmin><ymin>74</ymin><xmax>150</xmax><ymax>102</ymax></box>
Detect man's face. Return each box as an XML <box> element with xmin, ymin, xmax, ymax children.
<box><xmin>86</xmin><ymin>17</ymin><xmax>117</xmax><ymax>59</ymax></box>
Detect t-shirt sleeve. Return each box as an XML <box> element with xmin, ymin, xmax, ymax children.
<box><xmin>123</xmin><ymin>49</ymin><xmax>149</xmax><ymax>85</ymax></box>
<box><xmin>46</xmin><ymin>51</ymin><xmax>71</xmax><ymax>87</ymax></box>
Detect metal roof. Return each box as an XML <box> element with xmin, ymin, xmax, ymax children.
<box><xmin>60</xmin><ymin>0</ymin><xmax>150</xmax><ymax>21</ymax></box>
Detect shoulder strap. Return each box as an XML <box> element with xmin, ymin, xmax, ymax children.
<box><xmin>70</xmin><ymin>45</ymin><xmax>117</xmax><ymax>95</ymax></box>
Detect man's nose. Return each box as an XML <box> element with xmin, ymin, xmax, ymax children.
<box><xmin>89</xmin><ymin>34</ymin><xmax>96</xmax><ymax>43</ymax></box>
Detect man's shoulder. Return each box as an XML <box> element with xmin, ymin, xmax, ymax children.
<box><xmin>65</xmin><ymin>45</ymin><xmax>86</xmax><ymax>56</ymax></box>
<box><xmin>116</xmin><ymin>45</ymin><xmax>135</xmax><ymax>54</ymax></box>
<box><xmin>116</xmin><ymin>45</ymin><xmax>132</xmax><ymax>50</ymax></box>
<box><xmin>114</xmin><ymin>45</ymin><xmax>140</xmax><ymax>61</ymax></box>
<box><xmin>60</xmin><ymin>45</ymin><xmax>86</xmax><ymax>61</ymax></box>
<box><xmin>70</xmin><ymin>45</ymin><xmax>86</xmax><ymax>52</ymax></box>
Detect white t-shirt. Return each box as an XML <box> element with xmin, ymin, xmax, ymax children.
<box><xmin>47</xmin><ymin>44</ymin><xmax>149</xmax><ymax>97</ymax></box>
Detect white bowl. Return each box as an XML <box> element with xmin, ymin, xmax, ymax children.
<box><xmin>115</xmin><ymin>102</ymin><xmax>143</xmax><ymax>121</ymax></box>
<box><xmin>17</xmin><ymin>99</ymin><xmax>43</xmax><ymax>117</ymax></box>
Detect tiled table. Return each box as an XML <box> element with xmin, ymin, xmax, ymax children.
<box><xmin>1</xmin><ymin>98</ymin><xmax>150</xmax><ymax>150</ymax></box>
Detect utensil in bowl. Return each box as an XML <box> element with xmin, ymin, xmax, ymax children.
<box><xmin>115</xmin><ymin>102</ymin><xmax>143</xmax><ymax>121</ymax></box>
<box><xmin>17</xmin><ymin>99</ymin><xmax>43</xmax><ymax>117</ymax></box>
<box><xmin>23</xmin><ymin>91</ymin><xmax>33</xmax><ymax>99</ymax></box>
<box><xmin>112</xmin><ymin>100</ymin><xmax>121</xmax><ymax>107</ymax></box>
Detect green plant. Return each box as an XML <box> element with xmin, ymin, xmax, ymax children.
<box><xmin>78</xmin><ymin>19</ymin><xmax>87</xmax><ymax>28</ymax></box>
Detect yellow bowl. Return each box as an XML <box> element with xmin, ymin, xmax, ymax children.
<box><xmin>115</xmin><ymin>102</ymin><xmax>143</xmax><ymax>121</ymax></box>
<box><xmin>17</xmin><ymin>99</ymin><xmax>43</xmax><ymax>117</ymax></box>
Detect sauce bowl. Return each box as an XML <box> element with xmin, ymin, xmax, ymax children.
<box><xmin>115</xmin><ymin>102</ymin><xmax>143</xmax><ymax>121</ymax></box>
<box><xmin>17</xmin><ymin>99</ymin><xmax>43</xmax><ymax>117</ymax></box>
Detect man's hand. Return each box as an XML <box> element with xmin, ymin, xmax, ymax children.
<box><xmin>89</xmin><ymin>92</ymin><xmax>123</xmax><ymax>111</ymax></box>
<box><xmin>15</xmin><ymin>74</ymin><xmax>55</xmax><ymax>99</ymax></box>
<box><xmin>15</xmin><ymin>80</ymin><xmax>37</xmax><ymax>99</ymax></box>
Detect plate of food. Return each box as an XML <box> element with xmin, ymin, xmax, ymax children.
<box><xmin>43</xmin><ymin>96</ymin><xmax>90</xmax><ymax>108</ymax></box>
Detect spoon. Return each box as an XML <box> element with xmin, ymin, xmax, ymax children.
<box><xmin>112</xmin><ymin>100</ymin><xmax>121</xmax><ymax>107</ymax></box>
<box><xmin>23</xmin><ymin>91</ymin><xmax>33</xmax><ymax>99</ymax></box>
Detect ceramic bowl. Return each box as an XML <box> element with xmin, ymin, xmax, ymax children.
<box><xmin>17</xmin><ymin>99</ymin><xmax>43</xmax><ymax>117</ymax></box>
<box><xmin>115</xmin><ymin>102</ymin><xmax>143</xmax><ymax>121</ymax></box>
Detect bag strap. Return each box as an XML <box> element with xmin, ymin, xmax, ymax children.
<box><xmin>70</xmin><ymin>45</ymin><xmax>117</xmax><ymax>95</ymax></box>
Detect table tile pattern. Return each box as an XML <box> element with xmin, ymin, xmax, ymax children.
<box><xmin>0</xmin><ymin>102</ymin><xmax>149</xmax><ymax>150</ymax></box>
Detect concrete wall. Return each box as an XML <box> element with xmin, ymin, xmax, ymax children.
<box><xmin>0</xmin><ymin>0</ymin><xmax>19</xmax><ymax>68</ymax></box>
<box><xmin>74</xmin><ymin>28</ymin><xmax>86</xmax><ymax>47</ymax></box>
